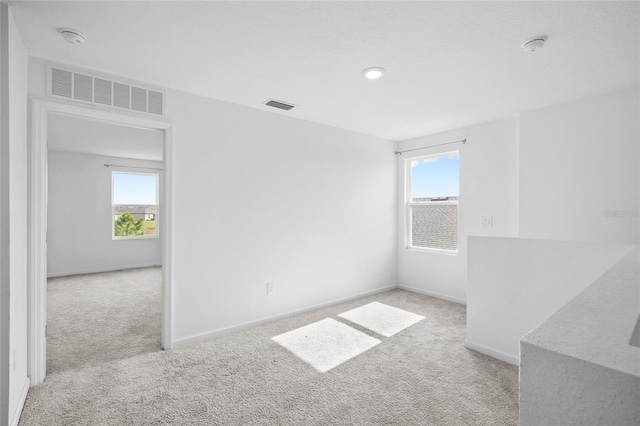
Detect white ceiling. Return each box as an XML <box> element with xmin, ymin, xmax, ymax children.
<box><xmin>10</xmin><ymin>1</ymin><xmax>640</xmax><ymax>141</ymax></box>
<box><xmin>48</xmin><ymin>114</ymin><xmax>163</xmax><ymax>161</ymax></box>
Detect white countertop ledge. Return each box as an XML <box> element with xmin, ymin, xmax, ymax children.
<box><xmin>521</xmin><ymin>247</ymin><xmax>639</xmax><ymax>378</ymax></box>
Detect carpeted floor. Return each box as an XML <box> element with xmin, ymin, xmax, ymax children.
<box><xmin>45</xmin><ymin>267</ymin><xmax>163</xmax><ymax>374</ymax></box>
<box><xmin>21</xmin><ymin>274</ymin><xmax>518</xmax><ymax>425</ymax></box>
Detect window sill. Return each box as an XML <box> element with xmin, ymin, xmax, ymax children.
<box><xmin>112</xmin><ymin>235</ymin><xmax>159</xmax><ymax>241</ymax></box>
<box><xmin>405</xmin><ymin>246</ymin><xmax>459</xmax><ymax>256</ymax></box>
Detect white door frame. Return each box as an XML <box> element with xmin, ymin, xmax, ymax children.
<box><xmin>28</xmin><ymin>99</ymin><xmax>174</xmax><ymax>386</ymax></box>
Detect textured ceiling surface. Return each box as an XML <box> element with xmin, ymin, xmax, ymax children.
<box><xmin>11</xmin><ymin>1</ymin><xmax>640</xmax><ymax>140</ymax></box>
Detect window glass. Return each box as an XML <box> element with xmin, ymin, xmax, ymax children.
<box><xmin>410</xmin><ymin>153</ymin><xmax>459</xmax><ymax>200</ymax></box>
<box><xmin>112</xmin><ymin>172</ymin><xmax>158</xmax><ymax>238</ymax></box>
<box><xmin>408</xmin><ymin>152</ymin><xmax>459</xmax><ymax>252</ymax></box>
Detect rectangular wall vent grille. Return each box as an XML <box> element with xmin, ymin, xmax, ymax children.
<box><xmin>131</xmin><ymin>86</ymin><xmax>147</xmax><ymax>112</ymax></box>
<box><xmin>113</xmin><ymin>82</ymin><xmax>130</xmax><ymax>109</ymax></box>
<box><xmin>47</xmin><ymin>65</ymin><xmax>164</xmax><ymax>116</ymax></box>
<box><xmin>148</xmin><ymin>91</ymin><xmax>163</xmax><ymax>115</ymax></box>
<box><xmin>73</xmin><ymin>73</ymin><xmax>93</xmax><ymax>102</ymax></box>
<box><xmin>51</xmin><ymin>68</ymin><xmax>72</xmax><ymax>98</ymax></box>
<box><xmin>94</xmin><ymin>78</ymin><xmax>112</xmax><ymax>106</ymax></box>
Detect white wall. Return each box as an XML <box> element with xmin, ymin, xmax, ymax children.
<box><xmin>0</xmin><ymin>5</ymin><xmax>10</xmax><ymax>423</ymax></box>
<box><xmin>396</xmin><ymin>117</ymin><xmax>520</xmax><ymax>303</ymax></box>
<box><xmin>396</xmin><ymin>87</ymin><xmax>640</xmax><ymax>304</ymax></box>
<box><xmin>166</xmin><ymin>89</ymin><xmax>397</xmax><ymax>343</ymax></box>
<box><xmin>462</xmin><ymin>89</ymin><xmax>639</xmax><ymax>366</ymax></box>
<box><xmin>519</xmin><ymin>88</ymin><xmax>640</xmax><ymax>244</ymax></box>
<box><xmin>28</xmin><ymin>56</ymin><xmax>397</xmax><ymax>346</ymax></box>
<box><xmin>466</xmin><ymin>237</ymin><xmax>634</xmax><ymax>364</ymax></box>
<box><xmin>2</xmin><ymin>6</ymin><xmax>30</xmax><ymax>426</ymax></box>
<box><xmin>47</xmin><ymin>151</ymin><xmax>163</xmax><ymax>277</ymax></box>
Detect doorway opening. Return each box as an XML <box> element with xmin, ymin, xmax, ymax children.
<box><xmin>29</xmin><ymin>100</ymin><xmax>174</xmax><ymax>385</ymax></box>
<box><xmin>46</xmin><ymin>114</ymin><xmax>164</xmax><ymax>373</ymax></box>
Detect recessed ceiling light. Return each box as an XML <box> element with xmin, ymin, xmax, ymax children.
<box><xmin>362</xmin><ymin>67</ymin><xmax>385</xmax><ymax>80</ymax></box>
<box><xmin>522</xmin><ymin>35</ymin><xmax>548</xmax><ymax>53</ymax></box>
<box><xmin>58</xmin><ymin>27</ymin><xmax>87</xmax><ymax>46</ymax></box>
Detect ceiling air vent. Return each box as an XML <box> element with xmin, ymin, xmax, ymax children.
<box><xmin>265</xmin><ymin>99</ymin><xmax>295</xmax><ymax>111</ymax></box>
<box><xmin>47</xmin><ymin>65</ymin><xmax>165</xmax><ymax>116</ymax></box>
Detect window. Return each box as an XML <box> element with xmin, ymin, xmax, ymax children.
<box><xmin>406</xmin><ymin>151</ymin><xmax>459</xmax><ymax>253</ymax></box>
<box><xmin>112</xmin><ymin>172</ymin><xmax>159</xmax><ymax>239</ymax></box>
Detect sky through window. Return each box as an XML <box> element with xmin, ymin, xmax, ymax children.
<box><xmin>410</xmin><ymin>153</ymin><xmax>459</xmax><ymax>199</ymax></box>
<box><xmin>113</xmin><ymin>173</ymin><xmax>157</xmax><ymax>204</ymax></box>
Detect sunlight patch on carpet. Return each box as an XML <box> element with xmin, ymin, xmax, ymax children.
<box><xmin>272</xmin><ymin>318</ymin><xmax>381</xmax><ymax>373</ymax></box>
<box><xmin>338</xmin><ymin>301</ymin><xmax>425</xmax><ymax>337</ymax></box>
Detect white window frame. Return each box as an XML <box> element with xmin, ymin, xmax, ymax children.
<box><xmin>111</xmin><ymin>171</ymin><xmax>160</xmax><ymax>240</ymax></box>
<box><xmin>405</xmin><ymin>150</ymin><xmax>459</xmax><ymax>255</ymax></box>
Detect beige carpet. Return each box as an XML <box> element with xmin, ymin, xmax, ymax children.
<box><xmin>21</xmin><ymin>280</ymin><xmax>518</xmax><ymax>425</ymax></box>
<box><xmin>46</xmin><ymin>267</ymin><xmax>162</xmax><ymax>374</ymax></box>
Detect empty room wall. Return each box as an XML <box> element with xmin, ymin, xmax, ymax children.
<box><xmin>396</xmin><ymin>117</ymin><xmax>520</xmax><ymax>303</ymax></box>
<box><xmin>28</xmin><ymin>57</ymin><xmax>397</xmax><ymax>346</ymax></box>
<box><xmin>466</xmin><ymin>237</ymin><xmax>634</xmax><ymax>364</ymax></box>
<box><xmin>397</xmin><ymin>87</ymin><xmax>640</xmax><ymax>303</ymax></box>
<box><xmin>519</xmin><ymin>87</ymin><xmax>640</xmax><ymax>244</ymax></box>
<box><xmin>2</xmin><ymin>6</ymin><xmax>29</xmax><ymax>425</ymax></box>
<box><xmin>165</xmin><ymin>90</ymin><xmax>397</xmax><ymax>344</ymax></box>
<box><xmin>462</xmin><ymin>88</ymin><xmax>639</xmax><ymax>364</ymax></box>
<box><xmin>47</xmin><ymin>151</ymin><xmax>163</xmax><ymax>277</ymax></box>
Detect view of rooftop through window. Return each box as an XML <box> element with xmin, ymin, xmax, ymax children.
<box><xmin>112</xmin><ymin>172</ymin><xmax>158</xmax><ymax>238</ymax></box>
<box><xmin>409</xmin><ymin>152</ymin><xmax>459</xmax><ymax>252</ymax></box>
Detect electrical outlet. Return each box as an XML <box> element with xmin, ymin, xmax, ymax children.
<box><xmin>267</xmin><ymin>282</ymin><xmax>274</xmax><ymax>295</ymax></box>
<box><xmin>482</xmin><ymin>216</ymin><xmax>493</xmax><ymax>227</ymax></box>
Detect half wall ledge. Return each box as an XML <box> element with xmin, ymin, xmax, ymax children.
<box><xmin>519</xmin><ymin>248</ymin><xmax>640</xmax><ymax>426</ymax></box>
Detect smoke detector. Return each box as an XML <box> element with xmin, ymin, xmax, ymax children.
<box><xmin>522</xmin><ymin>35</ymin><xmax>548</xmax><ymax>52</ymax></box>
<box><xmin>58</xmin><ymin>28</ymin><xmax>86</xmax><ymax>46</ymax></box>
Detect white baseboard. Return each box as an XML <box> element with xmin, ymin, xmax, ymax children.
<box><xmin>172</xmin><ymin>285</ymin><xmax>397</xmax><ymax>348</ymax></box>
<box><xmin>10</xmin><ymin>376</ymin><xmax>30</xmax><ymax>426</ymax></box>
<box><xmin>397</xmin><ymin>284</ymin><xmax>466</xmax><ymax>305</ymax></box>
<box><xmin>47</xmin><ymin>263</ymin><xmax>162</xmax><ymax>278</ymax></box>
<box><xmin>464</xmin><ymin>340</ymin><xmax>519</xmax><ymax>366</ymax></box>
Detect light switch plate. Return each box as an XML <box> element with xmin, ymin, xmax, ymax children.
<box><xmin>482</xmin><ymin>216</ymin><xmax>493</xmax><ymax>227</ymax></box>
